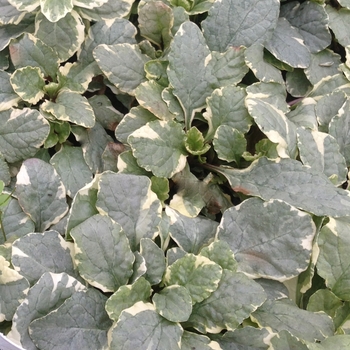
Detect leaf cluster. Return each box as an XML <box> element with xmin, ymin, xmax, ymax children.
<box><xmin>1</xmin><ymin>0</ymin><xmax>350</xmax><ymax>349</ymax></box>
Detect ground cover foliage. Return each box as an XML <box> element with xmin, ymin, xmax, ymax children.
<box><xmin>1</xmin><ymin>0</ymin><xmax>350</xmax><ymax>348</ymax></box>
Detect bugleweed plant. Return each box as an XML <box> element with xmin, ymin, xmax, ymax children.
<box><xmin>2</xmin><ymin>0</ymin><xmax>350</xmax><ymax>348</ymax></box>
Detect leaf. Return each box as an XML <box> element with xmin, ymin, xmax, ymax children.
<box><xmin>34</xmin><ymin>11</ymin><xmax>85</xmax><ymax>61</ymax></box>
<box><xmin>202</xmin><ymin>0</ymin><xmax>279</xmax><ymax>52</ymax></box>
<box><xmin>108</xmin><ymin>302</ymin><xmax>183</xmax><ymax>350</ymax></box>
<box><xmin>50</xmin><ymin>145</ymin><xmax>93</xmax><ymax>197</ymax></box>
<box><xmin>245</xmin><ymin>44</ymin><xmax>284</xmax><ymax>84</ymax></box>
<box><xmin>166</xmin><ymin>207</ymin><xmax>218</xmax><ymax>254</ymax></box>
<box><xmin>0</xmin><ymin>198</ymin><xmax>35</xmax><ymax>244</ymax></box>
<box><xmin>9</xmin><ymin>33</ymin><xmax>59</xmax><ymax>79</ymax></box>
<box><xmin>265</xmin><ymin>17</ymin><xmax>311</xmax><ymax>68</ymax></box>
<box><xmin>70</xmin><ymin>214</ymin><xmax>134</xmax><ymax>292</ymax></box>
<box><xmin>213</xmin><ymin>125</ymin><xmax>246</xmax><ymax>163</ymax></box>
<box><xmin>65</xmin><ymin>174</ymin><xmax>100</xmax><ymax>238</ymax></box>
<box><xmin>0</xmin><ymin>256</ymin><xmax>29</xmax><ymax>322</ymax></box>
<box><xmin>245</xmin><ymin>98</ymin><xmax>297</xmax><ymax>158</ymax></box>
<box><xmin>0</xmin><ymin>108</ymin><xmax>49</xmax><ymax>163</ymax></box>
<box><xmin>251</xmin><ymin>299</ymin><xmax>334</xmax><ymax>342</ymax></box>
<box><xmin>326</xmin><ymin>5</ymin><xmax>350</xmax><ymax>47</ymax></box>
<box><xmin>181</xmin><ymin>331</ymin><xmax>221</xmax><ymax>350</ymax></box>
<box><xmin>211</xmin><ymin>46</ymin><xmax>249</xmax><ymax>87</ymax></box>
<box><xmin>29</xmin><ymin>288</ymin><xmax>112</xmax><ymax>350</ymax></box>
<box><xmin>7</xmin><ymin>0</ymin><xmax>40</xmax><ymax>12</ymax></box>
<box><xmin>115</xmin><ymin>106</ymin><xmax>157</xmax><ymax>144</ymax></box>
<box><xmin>281</xmin><ymin>1</ymin><xmax>331</xmax><ymax>53</ymax></box>
<box><xmin>285</xmin><ymin>69</ymin><xmax>312</xmax><ymax>98</ymax></box>
<box><xmin>138</xmin><ymin>1</ymin><xmax>173</xmax><ymax>49</ymax></box>
<box><xmin>71</xmin><ymin>122</ymin><xmax>113</xmax><ymax>173</ymax></box>
<box><xmin>0</xmin><ymin>69</ymin><xmax>20</xmax><ymax>111</ymax></box>
<box><xmin>135</xmin><ymin>81</ymin><xmax>176</xmax><ymax>121</ymax></box>
<box><xmin>0</xmin><ymin>0</ymin><xmax>27</xmax><ymax>25</ymax></box>
<box><xmin>213</xmin><ymin>156</ymin><xmax>350</xmax><ymax>217</ymax></box>
<box><xmin>187</xmin><ymin>270</ymin><xmax>266</xmax><ymax>333</ymax></box>
<box><xmin>217</xmin><ymin>198</ymin><xmax>316</xmax><ymax>280</ymax></box>
<box><xmin>42</xmin><ymin>91</ymin><xmax>95</xmax><ymax>128</ymax></box>
<box><xmin>287</xmin><ymin>97</ymin><xmax>318</xmax><ymax>130</ymax></box>
<box><xmin>317</xmin><ymin>217</ymin><xmax>350</xmax><ymax>301</ymax></box>
<box><xmin>140</xmin><ymin>238</ymin><xmax>166</xmax><ymax>285</ymax></box>
<box><xmin>203</xmin><ymin>85</ymin><xmax>251</xmax><ymax>141</ymax></box>
<box><xmin>163</xmin><ymin>253</ymin><xmax>222</xmax><ymax>304</ymax></box>
<box><xmin>297</xmin><ymin>127</ymin><xmax>347</xmax><ymax>185</ymax></box>
<box><xmin>150</xmin><ymin>176</ymin><xmax>169</xmax><ymax>202</ymax></box>
<box><xmin>39</xmin><ymin>0</ymin><xmax>74</xmax><ymax>22</ymax></box>
<box><xmin>185</xmin><ymin>126</ymin><xmax>211</xmax><ymax>156</ymax></box>
<box><xmin>96</xmin><ymin>172</ymin><xmax>162</xmax><ymax>251</ymax></box>
<box><xmin>153</xmin><ymin>285</ymin><xmax>192</xmax><ymax>322</ymax></box>
<box><xmin>128</xmin><ymin>119</ymin><xmax>187</xmax><ymax>178</ymax></box>
<box><xmin>16</xmin><ymin>159</ymin><xmax>68</xmax><ymax>231</ymax></box>
<box><xmin>199</xmin><ymin>240</ymin><xmax>237</xmax><ymax>272</ymax></box>
<box><xmin>93</xmin><ymin>43</ymin><xmax>150</xmax><ymax>95</ymax></box>
<box><xmin>11</xmin><ymin>231</ymin><xmax>76</xmax><ymax>285</ymax></box>
<box><xmin>269</xmin><ymin>330</ymin><xmax>309</xmax><ymax>350</ymax></box>
<box><xmin>10</xmin><ymin>66</ymin><xmax>45</xmax><ymax>104</ymax></box>
<box><xmin>307</xmin><ymin>289</ymin><xmax>343</xmax><ymax>318</ymax></box>
<box><xmin>105</xmin><ymin>277</ymin><xmax>152</xmax><ymax>322</ymax></box>
<box><xmin>329</xmin><ymin>99</ymin><xmax>350</xmax><ymax>166</ymax></box>
<box><xmin>8</xmin><ymin>272</ymin><xmax>85</xmax><ymax>350</ymax></box>
<box><xmin>167</xmin><ymin>21</ymin><xmax>216</xmax><ymax>129</ymax></box>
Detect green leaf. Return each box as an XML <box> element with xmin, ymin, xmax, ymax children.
<box><xmin>8</xmin><ymin>272</ymin><xmax>85</xmax><ymax>350</ymax></box>
<box><xmin>199</xmin><ymin>240</ymin><xmax>237</xmax><ymax>272</ymax></box>
<box><xmin>297</xmin><ymin>127</ymin><xmax>347</xmax><ymax>185</ymax></box>
<box><xmin>269</xmin><ymin>330</ymin><xmax>309</xmax><ymax>350</ymax></box>
<box><xmin>42</xmin><ymin>91</ymin><xmax>95</xmax><ymax>128</ymax></box>
<box><xmin>71</xmin><ymin>122</ymin><xmax>113</xmax><ymax>174</ymax></box>
<box><xmin>282</xmin><ymin>1</ymin><xmax>331</xmax><ymax>53</ymax></box>
<box><xmin>35</xmin><ymin>11</ymin><xmax>85</xmax><ymax>61</ymax></box>
<box><xmin>202</xmin><ymin>0</ymin><xmax>279</xmax><ymax>51</ymax></box>
<box><xmin>105</xmin><ymin>277</ymin><xmax>152</xmax><ymax>322</ymax></box>
<box><xmin>10</xmin><ymin>66</ymin><xmax>45</xmax><ymax>104</ymax></box>
<box><xmin>16</xmin><ymin>158</ymin><xmax>68</xmax><ymax>231</ymax></box>
<box><xmin>140</xmin><ymin>238</ymin><xmax>166</xmax><ymax>285</ymax></box>
<box><xmin>135</xmin><ymin>81</ymin><xmax>176</xmax><ymax>121</ymax></box>
<box><xmin>204</xmin><ymin>85</ymin><xmax>251</xmax><ymax>141</ymax></box>
<box><xmin>185</xmin><ymin>126</ymin><xmax>211</xmax><ymax>156</ymax></box>
<box><xmin>11</xmin><ymin>231</ymin><xmax>76</xmax><ymax>285</ymax></box>
<box><xmin>317</xmin><ymin>217</ymin><xmax>350</xmax><ymax>301</ymax></box>
<box><xmin>326</xmin><ymin>5</ymin><xmax>350</xmax><ymax>47</ymax></box>
<box><xmin>39</xmin><ymin>0</ymin><xmax>74</xmax><ymax>22</ymax></box>
<box><xmin>163</xmin><ymin>253</ymin><xmax>222</xmax><ymax>304</ymax></box>
<box><xmin>217</xmin><ymin>198</ymin><xmax>315</xmax><ymax>280</ymax></box>
<box><xmin>0</xmin><ymin>0</ymin><xmax>27</xmax><ymax>25</ymax></box>
<box><xmin>93</xmin><ymin>43</ymin><xmax>150</xmax><ymax>95</ymax></box>
<box><xmin>0</xmin><ymin>108</ymin><xmax>49</xmax><ymax>163</ymax></box>
<box><xmin>285</xmin><ymin>69</ymin><xmax>312</xmax><ymax>97</ymax></box>
<box><xmin>0</xmin><ymin>69</ymin><xmax>20</xmax><ymax>111</ymax></box>
<box><xmin>153</xmin><ymin>285</ymin><xmax>192</xmax><ymax>322</ymax></box>
<box><xmin>307</xmin><ymin>289</ymin><xmax>343</xmax><ymax>318</ymax></box>
<box><xmin>70</xmin><ymin>214</ymin><xmax>134</xmax><ymax>292</ymax></box>
<box><xmin>167</xmin><ymin>21</ymin><xmax>216</xmax><ymax>129</ymax></box>
<box><xmin>0</xmin><ymin>198</ymin><xmax>35</xmax><ymax>244</ymax></box>
<box><xmin>29</xmin><ymin>288</ymin><xmax>112</xmax><ymax>350</ymax></box>
<box><xmin>109</xmin><ymin>302</ymin><xmax>183</xmax><ymax>350</ymax></box>
<box><xmin>128</xmin><ymin>119</ymin><xmax>187</xmax><ymax>178</ymax></box>
<box><xmin>0</xmin><ymin>255</ymin><xmax>29</xmax><ymax>322</ymax></box>
<box><xmin>287</xmin><ymin>97</ymin><xmax>318</xmax><ymax>130</ymax></box>
<box><xmin>50</xmin><ymin>145</ymin><xmax>93</xmax><ymax>197</ymax></box>
<box><xmin>213</xmin><ymin>125</ymin><xmax>246</xmax><ymax>163</ymax></box>
<box><xmin>66</xmin><ymin>174</ymin><xmax>100</xmax><ymax>238</ymax></box>
<box><xmin>251</xmin><ymin>299</ymin><xmax>334</xmax><ymax>342</ymax></box>
<box><xmin>187</xmin><ymin>270</ymin><xmax>266</xmax><ymax>333</ymax></box>
<box><xmin>245</xmin><ymin>44</ymin><xmax>284</xmax><ymax>84</ymax></box>
<box><xmin>329</xmin><ymin>99</ymin><xmax>350</xmax><ymax>166</ymax></box>
<box><xmin>96</xmin><ymin>172</ymin><xmax>162</xmax><ymax>251</ymax></box>
<box><xmin>246</xmin><ymin>98</ymin><xmax>297</xmax><ymax>158</ymax></box>
<box><xmin>115</xmin><ymin>106</ymin><xmax>157</xmax><ymax>144</ymax></box>
<box><xmin>166</xmin><ymin>207</ymin><xmax>218</xmax><ymax>254</ymax></box>
<box><xmin>9</xmin><ymin>33</ymin><xmax>59</xmax><ymax>79</ymax></box>
<box><xmin>7</xmin><ymin>0</ymin><xmax>39</xmax><ymax>12</ymax></box>
<box><xmin>138</xmin><ymin>1</ymin><xmax>173</xmax><ymax>49</ymax></box>
<box><xmin>213</xmin><ymin>157</ymin><xmax>350</xmax><ymax>217</ymax></box>
<box><xmin>150</xmin><ymin>176</ymin><xmax>169</xmax><ymax>202</ymax></box>
<box><xmin>117</xmin><ymin>150</ymin><xmax>151</xmax><ymax>176</ymax></box>
<box><xmin>265</xmin><ymin>17</ymin><xmax>311</xmax><ymax>68</ymax></box>
<box><xmin>181</xmin><ymin>331</ymin><xmax>221</xmax><ymax>350</ymax></box>
<box><xmin>211</xmin><ymin>46</ymin><xmax>249</xmax><ymax>86</ymax></box>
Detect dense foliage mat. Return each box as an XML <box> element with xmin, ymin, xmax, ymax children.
<box><xmin>1</xmin><ymin>0</ymin><xmax>350</xmax><ymax>348</ymax></box>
